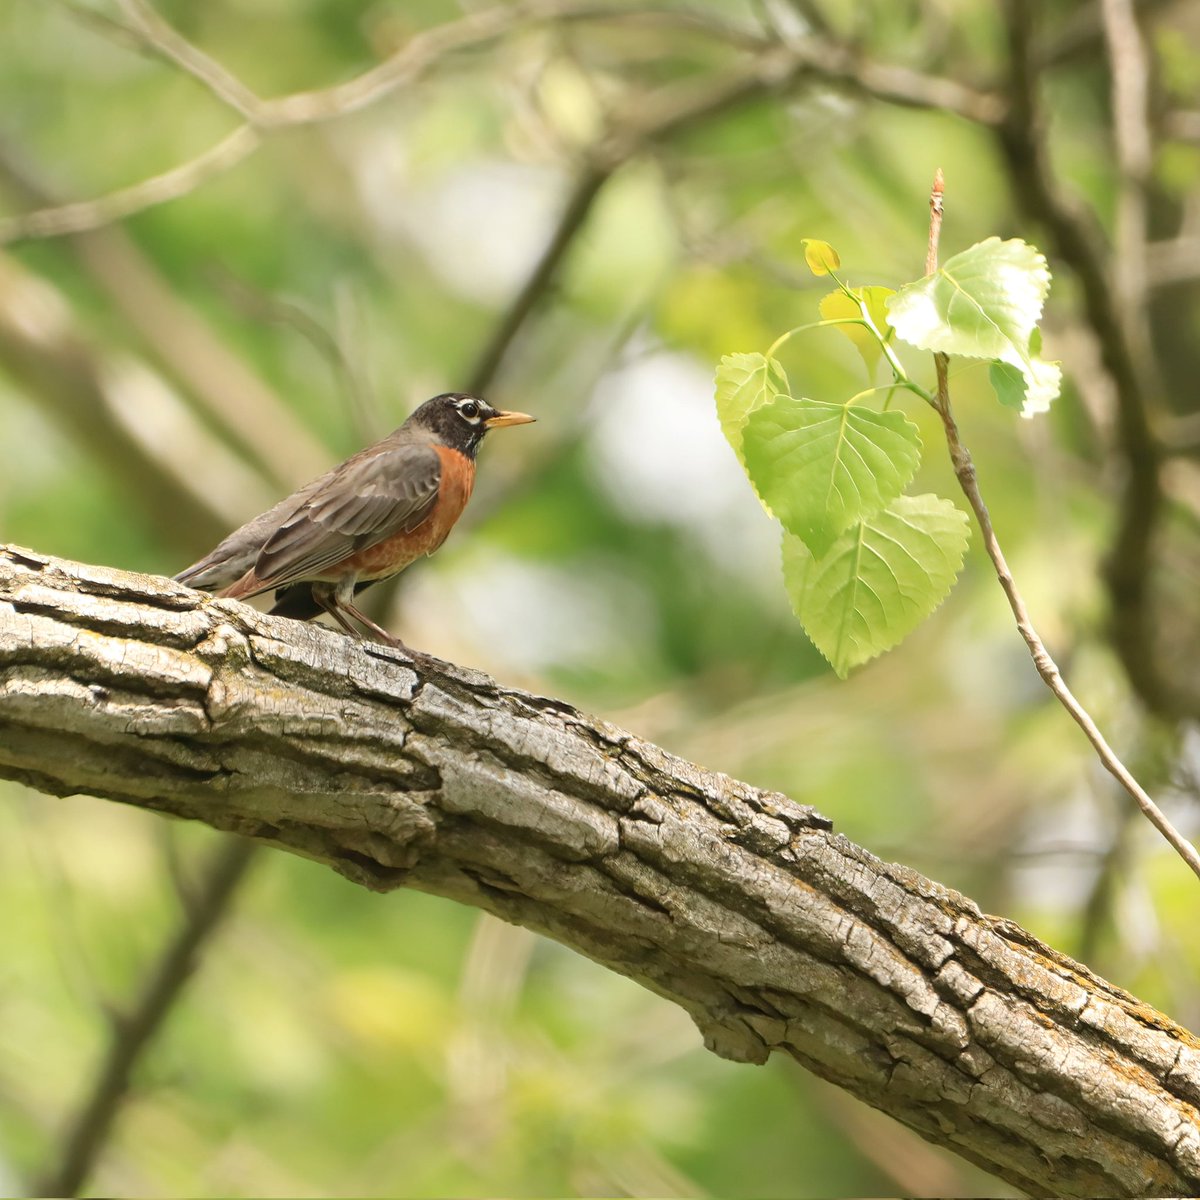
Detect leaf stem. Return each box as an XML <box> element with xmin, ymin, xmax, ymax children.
<box><xmin>845</xmin><ymin>383</ymin><xmax>909</xmax><ymax>406</ymax></box>
<box><xmin>923</xmin><ymin>172</ymin><xmax>1200</xmax><ymax>884</ymax></box>
<box><xmin>768</xmin><ymin>317</ymin><xmax>864</xmax><ymax>359</ymax></box>
<box><xmin>823</xmin><ymin>267</ymin><xmax>937</xmax><ymax>408</ymax></box>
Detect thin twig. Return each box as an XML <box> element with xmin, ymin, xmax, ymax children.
<box><xmin>116</xmin><ymin>0</ymin><xmax>261</xmax><ymax>121</ymax></box>
<box><xmin>0</xmin><ymin>1</ymin><xmax>543</xmax><ymax>245</ymax></box>
<box><xmin>0</xmin><ymin>125</ymin><xmax>261</xmax><ymax>244</ymax></box>
<box><xmin>6</xmin><ymin>2</ymin><xmax>1001</xmax><ymax>247</ymax></box>
<box><xmin>34</xmin><ymin>838</ymin><xmax>258</xmax><ymax>1197</ymax></box>
<box><xmin>259</xmin><ymin>0</ymin><xmax>557</xmax><ymax>126</ymax></box>
<box><xmin>467</xmin><ymin>161</ymin><xmax>611</xmax><ymax>394</ymax></box>
<box><xmin>924</xmin><ymin>173</ymin><xmax>1200</xmax><ymax>884</ymax></box>
<box><xmin>468</xmin><ymin>60</ymin><xmax>782</xmax><ymax>392</ymax></box>
<box><xmin>926</xmin><ymin>166</ymin><xmax>944</xmax><ymax>275</ymax></box>
<box><xmin>464</xmin><ymin>33</ymin><xmax>980</xmax><ymax>393</ymax></box>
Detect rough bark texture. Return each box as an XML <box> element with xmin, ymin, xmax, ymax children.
<box><xmin>2</xmin><ymin>544</ymin><xmax>1199</xmax><ymax>1197</ymax></box>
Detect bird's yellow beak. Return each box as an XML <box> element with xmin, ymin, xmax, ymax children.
<box><xmin>485</xmin><ymin>410</ymin><xmax>536</xmax><ymax>428</ymax></box>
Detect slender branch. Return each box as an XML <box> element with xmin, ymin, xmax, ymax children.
<box><xmin>115</xmin><ymin>0</ymin><xmax>261</xmax><ymax>121</ymax></box>
<box><xmin>33</xmin><ymin>837</ymin><xmax>257</xmax><ymax>1197</ymax></box>
<box><xmin>467</xmin><ymin>161</ymin><xmax>611</xmax><ymax>394</ymax></box>
<box><xmin>940</xmin><ymin>397</ymin><xmax>1194</xmax><ymax>880</ymax></box>
<box><xmin>923</xmin><ymin>173</ymin><xmax>1200</xmax><ymax>884</ymax></box>
<box><xmin>0</xmin><ymin>126</ymin><xmax>261</xmax><ymax>244</ymax></box>
<box><xmin>925</xmin><ymin>166</ymin><xmax>945</xmax><ymax>275</ymax></box>
<box><xmin>4</xmin><ymin>3</ymin><xmax>1001</xmax><ymax>247</ymax></box>
<box><xmin>0</xmin><ymin>0</ymin><xmax>542</xmax><ymax>245</ymax></box>
<box><xmin>466</xmin><ymin>54</ymin><xmax>794</xmax><ymax>392</ymax></box>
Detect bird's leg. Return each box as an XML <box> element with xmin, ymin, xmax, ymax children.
<box><xmin>312</xmin><ymin>585</ymin><xmax>363</xmax><ymax>639</ymax></box>
<box><xmin>342</xmin><ymin>600</ymin><xmax>416</xmax><ymax>653</ymax></box>
<box><xmin>315</xmin><ymin>580</ymin><xmax>415</xmax><ymax>653</ymax></box>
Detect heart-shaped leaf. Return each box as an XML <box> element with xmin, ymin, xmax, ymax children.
<box><xmin>714</xmin><ymin>352</ymin><xmax>789</xmax><ymax>464</ymax></box>
<box><xmin>782</xmin><ymin>493</ymin><xmax>970</xmax><ymax>677</ymax></box>
<box><xmin>743</xmin><ymin>394</ymin><xmax>922</xmax><ymax>556</ymax></box>
<box><xmin>887</xmin><ymin>237</ymin><xmax>1061</xmax><ymax>416</ymax></box>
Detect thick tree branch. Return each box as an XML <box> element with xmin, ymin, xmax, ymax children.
<box><xmin>3</xmin><ymin>546</ymin><xmax>1200</xmax><ymax>1196</ymax></box>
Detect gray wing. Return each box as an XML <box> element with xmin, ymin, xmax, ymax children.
<box><xmin>251</xmin><ymin>442</ymin><xmax>442</xmax><ymax>588</ymax></box>
<box><xmin>175</xmin><ymin>472</ymin><xmax>333</xmax><ymax>591</ymax></box>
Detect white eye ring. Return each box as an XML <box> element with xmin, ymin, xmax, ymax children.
<box><xmin>458</xmin><ymin>400</ymin><xmax>480</xmax><ymax>421</ymax></box>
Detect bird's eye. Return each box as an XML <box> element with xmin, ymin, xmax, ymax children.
<box><xmin>459</xmin><ymin>400</ymin><xmax>480</xmax><ymax>421</ymax></box>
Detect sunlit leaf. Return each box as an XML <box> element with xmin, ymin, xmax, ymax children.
<box><xmin>743</xmin><ymin>394</ymin><xmax>922</xmax><ymax>556</ymax></box>
<box><xmin>803</xmin><ymin>239</ymin><xmax>841</xmax><ymax>276</ymax></box>
<box><xmin>887</xmin><ymin>237</ymin><xmax>1062</xmax><ymax>416</ymax></box>
<box><xmin>781</xmin><ymin>494</ymin><xmax>970</xmax><ymax>677</ymax></box>
<box><xmin>818</xmin><ymin>286</ymin><xmax>895</xmax><ymax>374</ymax></box>
<box><xmin>714</xmin><ymin>352</ymin><xmax>788</xmax><ymax>463</ymax></box>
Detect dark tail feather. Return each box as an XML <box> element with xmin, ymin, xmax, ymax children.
<box><xmin>269</xmin><ymin>581</ymin><xmax>376</xmax><ymax>622</ymax></box>
<box><xmin>268</xmin><ymin>584</ymin><xmax>323</xmax><ymax>621</ymax></box>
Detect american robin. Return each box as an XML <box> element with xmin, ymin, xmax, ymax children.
<box><xmin>176</xmin><ymin>392</ymin><xmax>534</xmax><ymax>648</ymax></box>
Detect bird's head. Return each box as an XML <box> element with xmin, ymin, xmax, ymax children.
<box><xmin>406</xmin><ymin>393</ymin><xmax>535</xmax><ymax>457</ymax></box>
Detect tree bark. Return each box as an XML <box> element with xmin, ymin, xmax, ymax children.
<box><xmin>2</xmin><ymin>544</ymin><xmax>1199</xmax><ymax>1197</ymax></box>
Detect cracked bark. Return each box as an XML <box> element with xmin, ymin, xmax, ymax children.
<box><xmin>2</xmin><ymin>545</ymin><xmax>1199</xmax><ymax>1198</ymax></box>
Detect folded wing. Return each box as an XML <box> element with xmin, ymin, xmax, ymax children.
<box><xmin>250</xmin><ymin>442</ymin><xmax>442</xmax><ymax>590</ymax></box>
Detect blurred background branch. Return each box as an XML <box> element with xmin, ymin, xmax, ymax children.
<box><xmin>34</xmin><ymin>839</ymin><xmax>257</xmax><ymax>1199</ymax></box>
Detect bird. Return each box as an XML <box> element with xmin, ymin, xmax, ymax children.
<box><xmin>175</xmin><ymin>392</ymin><xmax>534</xmax><ymax>650</ymax></box>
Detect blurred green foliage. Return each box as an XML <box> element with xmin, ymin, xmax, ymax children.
<box><xmin>2</xmin><ymin>0</ymin><xmax>1200</xmax><ymax>1195</ymax></box>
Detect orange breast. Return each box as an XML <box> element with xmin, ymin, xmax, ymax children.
<box><xmin>341</xmin><ymin>445</ymin><xmax>475</xmax><ymax>581</ymax></box>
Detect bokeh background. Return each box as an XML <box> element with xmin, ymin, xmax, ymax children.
<box><xmin>2</xmin><ymin>0</ymin><xmax>1200</xmax><ymax>1195</ymax></box>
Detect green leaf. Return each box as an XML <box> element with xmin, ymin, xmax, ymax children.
<box><xmin>714</xmin><ymin>352</ymin><xmax>789</xmax><ymax>463</ymax></box>
<box><xmin>743</xmin><ymin>394</ymin><xmax>922</xmax><ymax>556</ymax></box>
<box><xmin>886</xmin><ymin>237</ymin><xmax>1062</xmax><ymax>416</ymax></box>
<box><xmin>802</xmin><ymin>239</ymin><xmax>841</xmax><ymax>276</ymax></box>
<box><xmin>781</xmin><ymin>494</ymin><xmax>970</xmax><ymax>677</ymax></box>
<box><xmin>819</xmin><ymin>286</ymin><xmax>895</xmax><ymax>374</ymax></box>
<box><xmin>989</xmin><ymin>360</ymin><xmax>1026</xmax><ymax>411</ymax></box>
